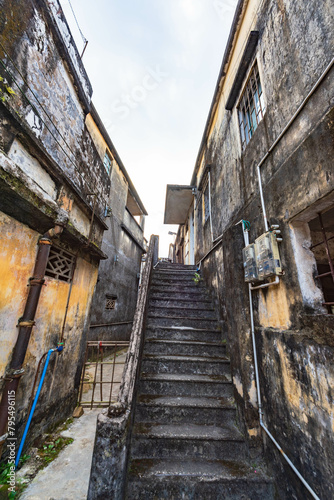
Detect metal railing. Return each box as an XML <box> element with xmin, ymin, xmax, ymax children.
<box><xmin>78</xmin><ymin>341</ymin><xmax>129</xmax><ymax>408</ymax></box>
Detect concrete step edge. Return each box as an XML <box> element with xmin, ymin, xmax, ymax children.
<box><xmin>132</xmin><ymin>423</ymin><xmax>244</xmax><ymax>442</ymax></box>
<box><xmin>141</xmin><ymin>373</ymin><xmax>232</xmax><ymax>383</ymax></box>
<box><xmin>142</xmin><ymin>354</ymin><xmax>230</xmax><ymax>363</ymax></box>
<box><xmin>136</xmin><ymin>395</ymin><xmax>235</xmax><ymax>409</ymax></box>
<box><xmin>145</xmin><ymin>339</ymin><xmax>224</xmax><ymax>346</ymax></box>
<box><xmin>127</xmin><ymin>458</ymin><xmax>274</xmax><ymax>482</ymax></box>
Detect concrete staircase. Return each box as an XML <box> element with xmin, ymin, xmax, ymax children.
<box><xmin>125</xmin><ymin>262</ymin><xmax>275</xmax><ymax>499</ymax></box>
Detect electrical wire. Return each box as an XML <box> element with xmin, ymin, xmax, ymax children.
<box><xmin>67</xmin><ymin>0</ymin><xmax>88</xmax><ymax>44</ymax></box>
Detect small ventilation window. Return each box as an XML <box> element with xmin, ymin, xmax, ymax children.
<box><xmin>45</xmin><ymin>246</ymin><xmax>76</xmax><ymax>282</ymax></box>
<box><xmin>105</xmin><ymin>294</ymin><xmax>117</xmax><ymax>310</ymax></box>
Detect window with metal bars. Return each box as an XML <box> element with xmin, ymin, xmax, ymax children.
<box><xmin>238</xmin><ymin>62</ymin><xmax>265</xmax><ymax>150</ymax></box>
<box><xmin>45</xmin><ymin>246</ymin><xmax>76</xmax><ymax>282</ymax></box>
<box><xmin>103</xmin><ymin>151</ymin><xmax>113</xmax><ymax>175</ymax></box>
<box><xmin>203</xmin><ymin>181</ymin><xmax>210</xmax><ymax>223</ymax></box>
<box><xmin>309</xmin><ymin>207</ymin><xmax>334</xmax><ymax>314</ymax></box>
<box><xmin>105</xmin><ymin>294</ymin><xmax>117</xmax><ymax>310</ymax></box>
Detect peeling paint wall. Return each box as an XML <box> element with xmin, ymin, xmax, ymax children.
<box><xmin>176</xmin><ymin>0</ymin><xmax>334</xmax><ymax>498</ymax></box>
<box><xmin>0</xmin><ymin>0</ymin><xmax>111</xmax><ymax>450</ymax></box>
<box><xmin>0</xmin><ymin>213</ymin><xmax>99</xmax><ymax>442</ymax></box>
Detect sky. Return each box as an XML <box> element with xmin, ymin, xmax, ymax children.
<box><xmin>60</xmin><ymin>0</ymin><xmax>238</xmax><ymax>256</ymax></box>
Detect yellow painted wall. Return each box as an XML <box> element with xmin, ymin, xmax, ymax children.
<box><xmin>258</xmin><ymin>280</ymin><xmax>292</xmax><ymax>329</ymax></box>
<box><xmin>85</xmin><ymin>114</ymin><xmax>109</xmax><ymax>161</ymax></box>
<box><xmin>0</xmin><ymin>212</ymin><xmax>39</xmax><ymax>375</ymax></box>
<box><xmin>0</xmin><ymin>211</ymin><xmax>98</xmax><ymax>411</ymax></box>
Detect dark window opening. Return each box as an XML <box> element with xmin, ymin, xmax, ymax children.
<box><xmin>45</xmin><ymin>246</ymin><xmax>76</xmax><ymax>282</ymax></box>
<box><xmin>204</xmin><ymin>182</ymin><xmax>210</xmax><ymax>223</ymax></box>
<box><xmin>309</xmin><ymin>206</ymin><xmax>334</xmax><ymax>314</ymax></box>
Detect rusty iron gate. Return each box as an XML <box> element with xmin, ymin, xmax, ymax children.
<box><xmin>78</xmin><ymin>341</ymin><xmax>129</xmax><ymax>408</ymax></box>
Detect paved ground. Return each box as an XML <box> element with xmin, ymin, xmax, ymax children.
<box><xmin>19</xmin><ymin>409</ymin><xmax>100</xmax><ymax>500</ymax></box>
<box><xmin>18</xmin><ymin>350</ymin><xmax>127</xmax><ymax>499</ymax></box>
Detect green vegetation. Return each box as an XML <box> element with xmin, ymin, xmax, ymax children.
<box><xmin>39</xmin><ymin>437</ymin><xmax>74</xmax><ymax>466</ymax></box>
<box><xmin>192</xmin><ymin>272</ymin><xmax>202</xmax><ymax>285</ymax></box>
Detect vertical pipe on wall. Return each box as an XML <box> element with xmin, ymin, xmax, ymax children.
<box><xmin>237</xmin><ymin>221</ymin><xmax>320</xmax><ymax>500</ymax></box>
<box><xmin>0</xmin><ymin>224</ymin><xmax>64</xmax><ymax>457</ymax></box>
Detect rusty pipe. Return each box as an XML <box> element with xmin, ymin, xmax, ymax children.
<box><xmin>0</xmin><ymin>223</ymin><xmax>64</xmax><ymax>456</ymax></box>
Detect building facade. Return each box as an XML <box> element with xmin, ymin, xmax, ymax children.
<box><xmin>86</xmin><ymin>105</ymin><xmax>147</xmax><ymax>342</ymax></box>
<box><xmin>0</xmin><ymin>0</ymin><xmax>145</xmax><ymax>455</ymax></box>
<box><xmin>165</xmin><ymin>0</ymin><xmax>334</xmax><ymax>498</ymax></box>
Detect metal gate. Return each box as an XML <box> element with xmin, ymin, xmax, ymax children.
<box><xmin>78</xmin><ymin>341</ymin><xmax>129</xmax><ymax>408</ymax></box>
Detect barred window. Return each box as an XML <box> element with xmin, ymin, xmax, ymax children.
<box><xmin>308</xmin><ymin>207</ymin><xmax>334</xmax><ymax>314</ymax></box>
<box><xmin>204</xmin><ymin>182</ymin><xmax>210</xmax><ymax>223</ymax></box>
<box><xmin>106</xmin><ymin>299</ymin><xmax>116</xmax><ymax>310</ymax></box>
<box><xmin>103</xmin><ymin>151</ymin><xmax>113</xmax><ymax>175</ymax></box>
<box><xmin>45</xmin><ymin>246</ymin><xmax>76</xmax><ymax>282</ymax></box>
<box><xmin>238</xmin><ymin>62</ymin><xmax>265</xmax><ymax>149</ymax></box>
<box><xmin>105</xmin><ymin>294</ymin><xmax>117</xmax><ymax>310</ymax></box>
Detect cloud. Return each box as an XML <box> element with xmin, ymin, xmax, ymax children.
<box><xmin>60</xmin><ymin>0</ymin><xmax>238</xmax><ymax>255</ymax></box>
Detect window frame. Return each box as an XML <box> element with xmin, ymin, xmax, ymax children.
<box><xmin>237</xmin><ymin>61</ymin><xmax>265</xmax><ymax>150</ymax></box>
<box><xmin>103</xmin><ymin>150</ymin><xmax>113</xmax><ymax>175</ymax></box>
<box><xmin>45</xmin><ymin>245</ymin><xmax>76</xmax><ymax>283</ymax></box>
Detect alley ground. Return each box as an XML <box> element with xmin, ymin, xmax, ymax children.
<box><xmin>16</xmin><ymin>351</ymin><xmax>128</xmax><ymax>500</ymax></box>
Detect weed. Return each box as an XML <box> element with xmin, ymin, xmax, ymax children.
<box><xmin>38</xmin><ymin>436</ymin><xmax>74</xmax><ymax>466</ymax></box>
<box><xmin>192</xmin><ymin>272</ymin><xmax>202</xmax><ymax>285</ymax></box>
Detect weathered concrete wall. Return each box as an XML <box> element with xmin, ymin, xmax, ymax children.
<box><xmin>0</xmin><ymin>0</ymin><xmax>110</xmax><ymax>219</ymax></box>
<box><xmin>180</xmin><ymin>0</ymin><xmax>334</xmax><ymax>498</ymax></box>
<box><xmin>86</xmin><ymin>116</ymin><xmax>145</xmax><ymax>342</ymax></box>
<box><xmin>0</xmin><ymin>0</ymin><xmax>111</xmax><ymax>452</ymax></box>
<box><xmin>0</xmin><ymin>212</ymin><xmax>99</xmax><ymax>445</ymax></box>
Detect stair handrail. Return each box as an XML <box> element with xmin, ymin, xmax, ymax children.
<box><xmin>117</xmin><ymin>234</ymin><xmax>159</xmax><ymax>409</ymax></box>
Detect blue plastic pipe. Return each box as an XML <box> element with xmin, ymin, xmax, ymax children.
<box><xmin>15</xmin><ymin>345</ymin><xmax>63</xmax><ymax>468</ymax></box>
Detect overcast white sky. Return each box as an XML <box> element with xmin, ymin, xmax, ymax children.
<box><xmin>60</xmin><ymin>0</ymin><xmax>238</xmax><ymax>255</ymax></box>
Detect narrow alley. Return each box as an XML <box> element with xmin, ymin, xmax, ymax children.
<box><xmin>0</xmin><ymin>0</ymin><xmax>333</xmax><ymax>499</ymax></box>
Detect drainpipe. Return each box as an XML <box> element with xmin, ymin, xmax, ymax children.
<box><xmin>208</xmin><ymin>171</ymin><xmax>214</xmax><ymax>242</ymax></box>
<box><xmin>0</xmin><ymin>218</ymin><xmax>66</xmax><ymax>457</ymax></box>
<box><xmin>237</xmin><ymin>221</ymin><xmax>320</xmax><ymax>500</ymax></box>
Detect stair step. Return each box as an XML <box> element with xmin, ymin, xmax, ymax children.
<box><xmin>126</xmin><ymin>459</ymin><xmax>274</xmax><ymax>500</ymax></box>
<box><xmin>151</xmin><ymin>275</ymin><xmax>199</xmax><ymax>283</ymax></box>
<box><xmin>156</xmin><ymin>264</ymin><xmax>197</xmax><ymax>270</ymax></box>
<box><xmin>147</xmin><ymin>316</ymin><xmax>219</xmax><ymax>329</ymax></box>
<box><xmin>150</xmin><ymin>279</ymin><xmax>205</xmax><ymax>288</ymax></box>
<box><xmin>131</xmin><ymin>422</ymin><xmax>246</xmax><ymax>461</ymax></box>
<box><xmin>144</xmin><ymin>339</ymin><xmax>225</xmax><ymax>357</ymax></box>
<box><xmin>145</xmin><ymin>326</ymin><xmax>223</xmax><ymax>343</ymax></box>
<box><xmin>148</xmin><ymin>306</ymin><xmax>216</xmax><ymax>319</ymax></box>
<box><xmin>140</xmin><ymin>373</ymin><xmax>233</xmax><ymax>397</ymax></box>
<box><xmin>149</xmin><ymin>290</ymin><xmax>209</xmax><ymax>301</ymax></box>
<box><xmin>136</xmin><ymin>395</ymin><xmax>236</xmax><ymax>425</ymax></box>
<box><xmin>142</xmin><ymin>354</ymin><xmax>230</xmax><ymax>376</ymax></box>
<box><xmin>153</xmin><ymin>270</ymin><xmax>199</xmax><ymax>278</ymax></box>
<box><xmin>149</xmin><ymin>298</ymin><xmax>213</xmax><ymax>309</ymax></box>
